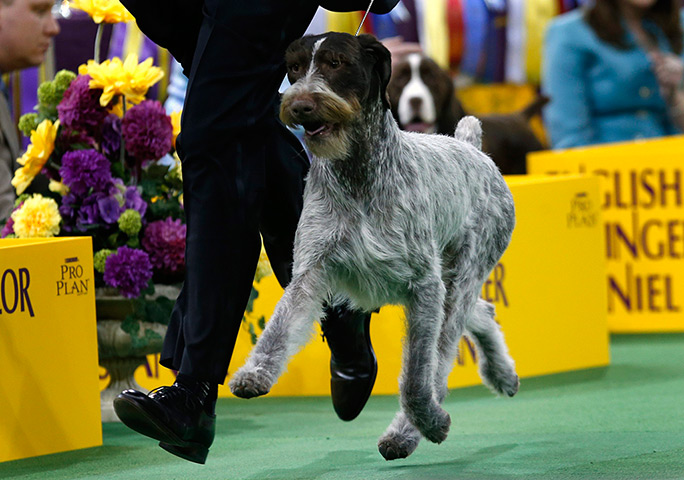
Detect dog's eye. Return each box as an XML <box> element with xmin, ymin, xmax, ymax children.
<box><xmin>289</xmin><ymin>63</ymin><xmax>300</xmax><ymax>73</ymax></box>
<box><xmin>330</xmin><ymin>59</ymin><xmax>341</xmax><ymax>69</ymax></box>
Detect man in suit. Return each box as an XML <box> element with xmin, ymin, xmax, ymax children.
<box><xmin>113</xmin><ymin>0</ymin><xmax>400</xmax><ymax>464</ymax></box>
<box><xmin>0</xmin><ymin>0</ymin><xmax>60</xmax><ymax>221</ymax></box>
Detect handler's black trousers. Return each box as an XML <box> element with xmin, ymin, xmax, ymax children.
<box><xmin>158</xmin><ymin>8</ymin><xmax>311</xmax><ymax>382</ymax></box>
<box><xmin>160</xmin><ymin>120</ymin><xmax>308</xmax><ymax>384</ymax></box>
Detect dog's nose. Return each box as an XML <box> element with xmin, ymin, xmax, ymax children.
<box><xmin>291</xmin><ymin>98</ymin><xmax>316</xmax><ymax>117</ymax></box>
<box><xmin>409</xmin><ymin>97</ymin><xmax>423</xmax><ymax>111</ymax></box>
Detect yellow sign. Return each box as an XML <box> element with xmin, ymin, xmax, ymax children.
<box><xmin>529</xmin><ymin>136</ymin><xmax>684</xmax><ymax>332</ymax></box>
<box><xmin>0</xmin><ymin>237</ymin><xmax>101</xmax><ymax>463</ymax></box>
<box><xmin>123</xmin><ymin>175</ymin><xmax>609</xmax><ymax>397</ymax></box>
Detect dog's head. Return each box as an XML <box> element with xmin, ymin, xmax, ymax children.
<box><xmin>280</xmin><ymin>32</ymin><xmax>391</xmax><ymax>159</ymax></box>
<box><xmin>387</xmin><ymin>53</ymin><xmax>465</xmax><ymax>135</ymax></box>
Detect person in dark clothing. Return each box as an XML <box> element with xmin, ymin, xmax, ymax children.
<box><xmin>112</xmin><ymin>0</ymin><xmax>400</xmax><ymax>464</ymax></box>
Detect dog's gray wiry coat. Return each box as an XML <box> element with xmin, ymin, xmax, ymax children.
<box><xmin>230</xmin><ymin>32</ymin><xmax>519</xmax><ymax>461</ymax></box>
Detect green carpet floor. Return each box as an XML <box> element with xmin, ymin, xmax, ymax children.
<box><xmin>2</xmin><ymin>334</ymin><xmax>684</xmax><ymax>480</ymax></box>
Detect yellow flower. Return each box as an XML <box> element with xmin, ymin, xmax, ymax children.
<box><xmin>108</xmin><ymin>96</ymin><xmax>133</xmax><ymax>117</ymax></box>
<box><xmin>11</xmin><ymin>195</ymin><xmax>61</xmax><ymax>238</ymax></box>
<box><xmin>170</xmin><ymin>110</ymin><xmax>181</xmax><ymax>148</ymax></box>
<box><xmin>11</xmin><ymin>119</ymin><xmax>59</xmax><ymax>195</ymax></box>
<box><xmin>49</xmin><ymin>179</ymin><xmax>70</xmax><ymax>196</ymax></box>
<box><xmin>70</xmin><ymin>0</ymin><xmax>133</xmax><ymax>24</ymax></box>
<box><xmin>79</xmin><ymin>54</ymin><xmax>164</xmax><ymax>107</ymax></box>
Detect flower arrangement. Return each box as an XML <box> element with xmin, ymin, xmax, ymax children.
<box><xmin>2</xmin><ymin>0</ymin><xmax>274</xmax><ymax>345</ymax></box>
<box><xmin>3</xmin><ymin>58</ymin><xmax>184</xmax><ymax>303</ymax></box>
<box><xmin>2</xmin><ymin>0</ymin><xmax>185</xmax><ymax>315</ymax></box>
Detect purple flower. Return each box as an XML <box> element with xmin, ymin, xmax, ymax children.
<box><xmin>59</xmin><ymin>149</ymin><xmax>113</xmax><ymax>196</ymax></box>
<box><xmin>101</xmin><ymin>114</ymin><xmax>122</xmax><ymax>156</ymax></box>
<box><xmin>78</xmin><ymin>194</ymin><xmax>103</xmax><ymax>225</ymax></box>
<box><xmin>59</xmin><ymin>188</ymin><xmax>123</xmax><ymax>231</ymax></box>
<box><xmin>121</xmin><ymin>100</ymin><xmax>173</xmax><ymax>162</ymax></box>
<box><xmin>57</xmin><ymin>75</ymin><xmax>109</xmax><ymax>137</ymax></box>
<box><xmin>103</xmin><ymin>246</ymin><xmax>153</xmax><ymax>298</ymax></box>
<box><xmin>58</xmin><ymin>193</ymin><xmax>78</xmax><ymax>231</ymax></box>
<box><xmin>1</xmin><ymin>215</ymin><xmax>15</xmax><ymax>238</ymax></box>
<box><xmin>124</xmin><ymin>186</ymin><xmax>147</xmax><ymax>217</ymax></box>
<box><xmin>142</xmin><ymin>217</ymin><xmax>186</xmax><ymax>275</ymax></box>
<box><xmin>97</xmin><ymin>194</ymin><xmax>123</xmax><ymax>224</ymax></box>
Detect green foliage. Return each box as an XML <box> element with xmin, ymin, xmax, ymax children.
<box><xmin>138</xmin><ymin>163</ymin><xmax>184</xmax><ymax>222</ymax></box>
<box><xmin>242</xmin><ymin>286</ymin><xmax>262</xmax><ymax>345</ymax></box>
<box><xmin>14</xmin><ymin>194</ymin><xmax>30</xmax><ymax>208</ymax></box>
<box><xmin>120</xmin><ymin>286</ymin><xmax>176</xmax><ymax>349</ymax></box>
<box><xmin>120</xmin><ymin>315</ymin><xmax>163</xmax><ymax>351</ymax></box>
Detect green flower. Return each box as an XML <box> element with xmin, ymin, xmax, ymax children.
<box><xmin>118</xmin><ymin>209</ymin><xmax>142</xmax><ymax>236</ymax></box>
<box><xmin>37</xmin><ymin>81</ymin><xmax>60</xmax><ymax>107</ymax></box>
<box><xmin>18</xmin><ymin>113</ymin><xmax>39</xmax><ymax>137</ymax></box>
<box><xmin>53</xmin><ymin>70</ymin><xmax>76</xmax><ymax>93</ymax></box>
<box><xmin>93</xmin><ymin>249</ymin><xmax>114</xmax><ymax>273</ymax></box>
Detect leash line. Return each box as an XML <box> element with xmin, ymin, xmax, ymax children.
<box><xmin>355</xmin><ymin>0</ymin><xmax>376</xmax><ymax>36</ymax></box>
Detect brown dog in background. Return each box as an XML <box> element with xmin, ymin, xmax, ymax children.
<box><xmin>387</xmin><ymin>53</ymin><xmax>548</xmax><ymax>175</ymax></box>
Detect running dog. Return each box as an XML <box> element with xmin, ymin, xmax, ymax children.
<box><xmin>229</xmin><ymin>32</ymin><xmax>519</xmax><ymax>461</ymax></box>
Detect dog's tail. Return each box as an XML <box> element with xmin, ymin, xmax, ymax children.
<box><xmin>519</xmin><ymin>94</ymin><xmax>550</xmax><ymax>121</ymax></box>
<box><xmin>454</xmin><ymin>116</ymin><xmax>483</xmax><ymax>150</ymax></box>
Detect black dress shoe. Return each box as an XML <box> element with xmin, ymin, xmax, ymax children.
<box><xmin>113</xmin><ymin>383</ymin><xmax>215</xmax><ymax>464</ymax></box>
<box><xmin>321</xmin><ymin>306</ymin><xmax>378</xmax><ymax>421</ymax></box>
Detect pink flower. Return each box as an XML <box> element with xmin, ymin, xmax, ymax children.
<box><xmin>121</xmin><ymin>100</ymin><xmax>173</xmax><ymax>161</ymax></box>
<box><xmin>142</xmin><ymin>217</ymin><xmax>186</xmax><ymax>276</ymax></box>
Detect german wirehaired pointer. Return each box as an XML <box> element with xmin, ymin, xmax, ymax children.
<box><xmin>229</xmin><ymin>32</ymin><xmax>519</xmax><ymax>460</ymax></box>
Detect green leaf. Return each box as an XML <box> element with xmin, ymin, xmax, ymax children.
<box><xmin>245</xmin><ymin>286</ymin><xmax>259</xmax><ymax>313</ymax></box>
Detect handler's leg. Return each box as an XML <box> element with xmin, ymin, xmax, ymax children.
<box><xmin>114</xmin><ymin>16</ymin><xmax>267</xmax><ymax>462</ymax></box>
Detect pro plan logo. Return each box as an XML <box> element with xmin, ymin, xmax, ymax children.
<box><xmin>0</xmin><ymin>267</ymin><xmax>34</xmax><ymax>317</ymax></box>
<box><xmin>568</xmin><ymin>192</ymin><xmax>598</xmax><ymax>228</ymax></box>
<box><xmin>57</xmin><ymin>257</ymin><xmax>90</xmax><ymax>296</ymax></box>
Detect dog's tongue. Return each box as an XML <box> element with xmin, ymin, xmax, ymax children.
<box><xmin>404</xmin><ymin>122</ymin><xmax>432</xmax><ymax>133</ymax></box>
<box><xmin>306</xmin><ymin>125</ymin><xmax>327</xmax><ymax>136</ymax></box>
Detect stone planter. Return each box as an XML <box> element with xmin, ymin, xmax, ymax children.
<box><xmin>96</xmin><ymin>284</ymin><xmax>180</xmax><ymax>422</ymax></box>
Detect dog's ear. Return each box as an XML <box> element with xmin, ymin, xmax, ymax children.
<box><xmin>357</xmin><ymin>34</ymin><xmax>392</xmax><ymax>110</ymax></box>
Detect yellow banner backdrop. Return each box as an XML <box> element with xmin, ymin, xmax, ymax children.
<box><xmin>0</xmin><ymin>238</ymin><xmax>101</xmax><ymax>463</ymax></box>
<box><xmin>529</xmin><ymin>136</ymin><xmax>684</xmax><ymax>332</ymax></box>
<box><xmin>111</xmin><ymin>175</ymin><xmax>609</xmax><ymax>398</ymax></box>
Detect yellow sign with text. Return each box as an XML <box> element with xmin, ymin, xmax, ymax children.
<box><xmin>121</xmin><ymin>175</ymin><xmax>609</xmax><ymax>397</ymax></box>
<box><xmin>529</xmin><ymin>136</ymin><xmax>684</xmax><ymax>332</ymax></box>
<box><xmin>0</xmin><ymin>237</ymin><xmax>101</xmax><ymax>462</ymax></box>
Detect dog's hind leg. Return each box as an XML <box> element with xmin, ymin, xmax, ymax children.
<box><xmin>466</xmin><ymin>298</ymin><xmax>519</xmax><ymax>397</ymax></box>
<box><xmin>230</xmin><ymin>273</ymin><xmax>326</xmax><ymax>398</ymax></box>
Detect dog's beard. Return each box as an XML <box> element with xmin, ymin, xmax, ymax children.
<box><xmin>280</xmin><ymin>80</ymin><xmax>360</xmax><ymax>159</ymax></box>
<box><xmin>305</xmin><ymin>127</ymin><xmax>353</xmax><ymax>159</ymax></box>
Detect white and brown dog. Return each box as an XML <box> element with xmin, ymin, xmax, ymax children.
<box><xmin>388</xmin><ymin>53</ymin><xmax>547</xmax><ymax>175</ymax></box>
<box><xmin>230</xmin><ymin>33</ymin><xmax>519</xmax><ymax>461</ymax></box>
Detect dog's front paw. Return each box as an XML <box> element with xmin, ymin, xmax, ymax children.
<box><xmin>377</xmin><ymin>431</ymin><xmax>421</xmax><ymax>461</ymax></box>
<box><xmin>411</xmin><ymin>407</ymin><xmax>451</xmax><ymax>444</ymax></box>
<box><xmin>229</xmin><ymin>367</ymin><xmax>273</xmax><ymax>399</ymax></box>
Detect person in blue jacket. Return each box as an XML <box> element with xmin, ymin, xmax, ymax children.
<box><xmin>542</xmin><ymin>0</ymin><xmax>684</xmax><ymax>149</ymax></box>
<box><xmin>112</xmin><ymin>0</ymin><xmax>400</xmax><ymax>464</ymax></box>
